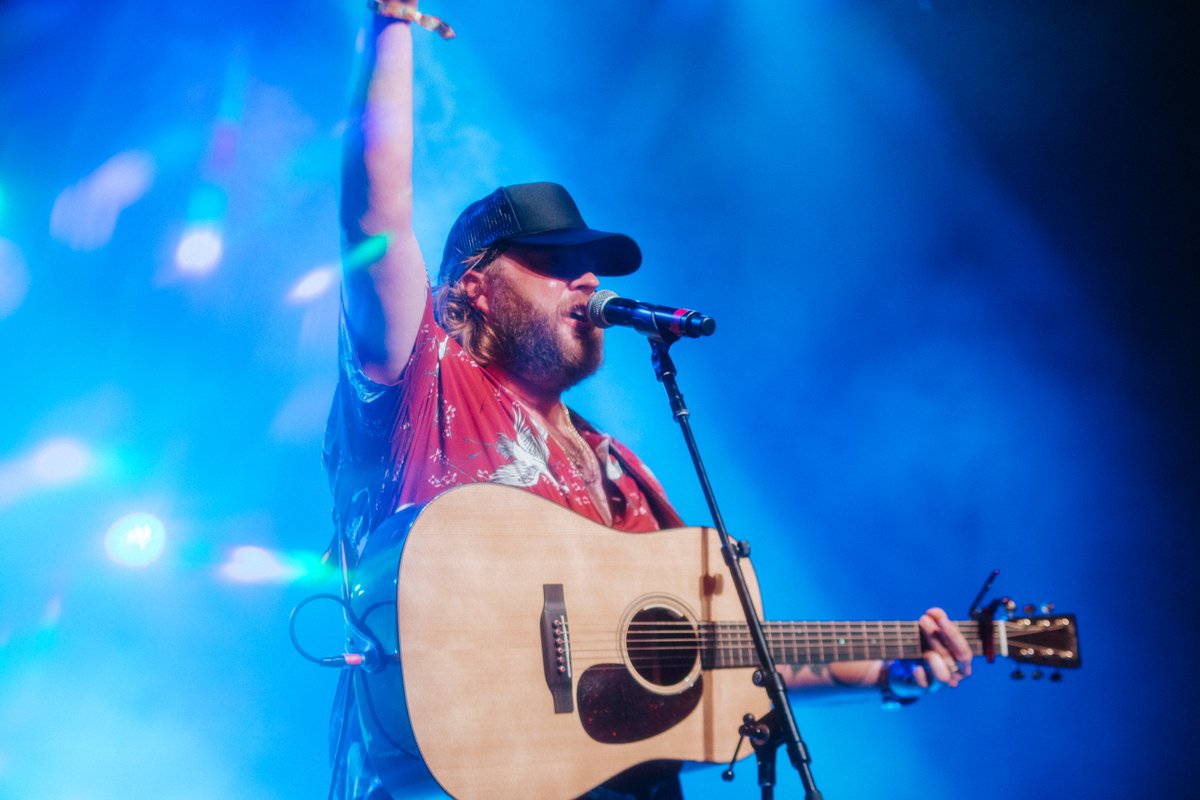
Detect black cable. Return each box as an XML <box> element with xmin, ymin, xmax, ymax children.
<box><xmin>289</xmin><ymin>592</ymin><xmax>373</xmax><ymax>668</ymax></box>
<box><xmin>291</xmin><ymin>592</ymin><xmax>415</xmax><ymax>755</ymax></box>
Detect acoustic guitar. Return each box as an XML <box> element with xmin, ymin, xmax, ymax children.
<box><xmin>349</xmin><ymin>483</ymin><xmax>1080</xmax><ymax>799</ymax></box>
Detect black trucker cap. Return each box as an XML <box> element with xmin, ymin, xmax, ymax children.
<box><xmin>437</xmin><ymin>182</ymin><xmax>642</xmax><ymax>285</ymax></box>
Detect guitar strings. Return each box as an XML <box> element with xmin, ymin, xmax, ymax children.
<box><xmin>455</xmin><ymin>611</ymin><xmax>1057</xmax><ymax>664</ymax></box>
<box><xmin>556</xmin><ymin>620</ymin><xmax>999</xmax><ymax>664</ymax></box>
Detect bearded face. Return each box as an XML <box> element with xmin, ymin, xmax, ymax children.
<box><xmin>485</xmin><ymin>265</ymin><xmax>604</xmax><ymax>394</ymax></box>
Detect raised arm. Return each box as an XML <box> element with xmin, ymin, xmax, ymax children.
<box><xmin>341</xmin><ymin>14</ymin><xmax>429</xmax><ymax>384</ymax></box>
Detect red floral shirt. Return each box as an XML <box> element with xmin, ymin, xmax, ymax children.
<box><xmin>323</xmin><ymin>296</ymin><xmax>682</xmax><ymax>554</ymax></box>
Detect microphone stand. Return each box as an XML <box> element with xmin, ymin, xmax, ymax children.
<box><xmin>647</xmin><ymin>333</ymin><xmax>823</xmax><ymax>800</ymax></box>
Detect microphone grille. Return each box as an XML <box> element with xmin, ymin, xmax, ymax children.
<box><xmin>587</xmin><ymin>289</ymin><xmax>618</xmax><ymax>328</ymax></box>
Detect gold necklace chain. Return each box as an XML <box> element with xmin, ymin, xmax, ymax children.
<box><xmin>560</xmin><ymin>405</ymin><xmax>600</xmax><ymax>484</ymax></box>
<box><xmin>559</xmin><ymin>405</ymin><xmax>613</xmax><ymax>525</ymax></box>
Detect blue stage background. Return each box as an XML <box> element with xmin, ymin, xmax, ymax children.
<box><xmin>1</xmin><ymin>1</ymin><xmax>1196</xmax><ymax>797</ymax></box>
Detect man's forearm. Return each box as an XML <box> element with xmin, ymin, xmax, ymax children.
<box><xmin>342</xmin><ymin>16</ymin><xmax>415</xmax><ymax>244</ymax></box>
<box><xmin>340</xmin><ymin>15</ymin><xmax>429</xmax><ymax>383</ymax></box>
<box><xmin>784</xmin><ymin>660</ymin><xmax>886</xmax><ymax>694</ymax></box>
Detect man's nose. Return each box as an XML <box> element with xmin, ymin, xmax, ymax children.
<box><xmin>569</xmin><ymin>271</ymin><xmax>600</xmax><ymax>291</ymax></box>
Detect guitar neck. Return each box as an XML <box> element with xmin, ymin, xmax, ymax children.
<box><xmin>702</xmin><ymin>620</ymin><xmax>995</xmax><ymax>669</ymax></box>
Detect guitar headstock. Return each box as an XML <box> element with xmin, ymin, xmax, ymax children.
<box><xmin>1004</xmin><ymin>613</ymin><xmax>1081</xmax><ymax>669</ymax></box>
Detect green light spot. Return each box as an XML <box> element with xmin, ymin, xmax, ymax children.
<box><xmin>343</xmin><ymin>233</ymin><xmax>392</xmax><ymax>272</ymax></box>
<box><xmin>291</xmin><ymin>550</ymin><xmax>336</xmax><ymax>584</ymax></box>
<box><xmin>187</xmin><ymin>183</ymin><xmax>228</xmax><ymax>223</ymax></box>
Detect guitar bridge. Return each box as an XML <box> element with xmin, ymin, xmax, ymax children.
<box><xmin>540</xmin><ymin>584</ymin><xmax>574</xmax><ymax>713</ymax></box>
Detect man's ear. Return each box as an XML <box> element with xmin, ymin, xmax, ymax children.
<box><xmin>460</xmin><ymin>270</ymin><xmax>490</xmax><ymax>316</ymax></box>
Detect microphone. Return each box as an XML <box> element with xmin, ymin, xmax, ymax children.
<box><xmin>587</xmin><ymin>290</ymin><xmax>716</xmax><ymax>339</ymax></box>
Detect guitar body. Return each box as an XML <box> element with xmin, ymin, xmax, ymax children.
<box><xmin>352</xmin><ymin>483</ymin><xmax>770</xmax><ymax>799</ymax></box>
<box><xmin>349</xmin><ymin>483</ymin><xmax>1082</xmax><ymax>798</ymax></box>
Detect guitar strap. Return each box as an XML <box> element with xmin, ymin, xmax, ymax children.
<box><xmin>608</xmin><ymin>444</ymin><xmax>686</xmax><ymax>529</ymax></box>
<box><xmin>568</xmin><ymin>408</ymin><xmax>686</xmax><ymax>530</ymax></box>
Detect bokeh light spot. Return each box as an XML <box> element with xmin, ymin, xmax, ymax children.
<box><xmin>49</xmin><ymin>150</ymin><xmax>156</xmax><ymax>251</ymax></box>
<box><xmin>186</xmin><ymin>184</ymin><xmax>228</xmax><ymax>223</ymax></box>
<box><xmin>175</xmin><ymin>226</ymin><xmax>223</xmax><ymax>274</ymax></box>
<box><xmin>0</xmin><ymin>237</ymin><xmax>31</xmax><ymax>319</ymax></box>
<box><xmin>30</xmin><ymin>437</ymin><xmax>93</xmax><ymax>485</ymax></box>
<box><xmin>105</xmin><ymin>512</ymin><xmax>167</xmax><ymax>568</ymax></box>
<box><xmin>286</xmin><ymin>265</ymin><xmax>336</xmax><ymax>304</ymax></box>
<box><xmin>0</xmin><ymin>436</ymin><xmax>96</xmax><ymax>508</ymax></box>
<box><xmin>218</xmin><ymin>545</ymin><xmax>303</xmax><ymax>584</ymax></box>
<box><xmin>40</xmin><ymin>594</ymin><xmax>63</xmax><ymax>628</ymax></box>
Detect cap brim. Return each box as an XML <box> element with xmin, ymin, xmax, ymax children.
<box><xmin>504</xmin><ymin>229</ymin><xmax>641</xmax><ymax>277</ymax></box>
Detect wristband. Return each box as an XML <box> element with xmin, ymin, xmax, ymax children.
<box><xmin>369</xmin><ymin>1</ymin><xmax>456</xmax><ymax>40</ymax></box>
<box><xmin>879</xmin><ymin>659</ymin><xmax>920</xmax><ymax>711</ymax></box>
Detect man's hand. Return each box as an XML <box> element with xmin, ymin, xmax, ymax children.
<box><xmin>887</xmin><ymin>607</ymin><xmax>973</xmax><ymax>699</ymax></box>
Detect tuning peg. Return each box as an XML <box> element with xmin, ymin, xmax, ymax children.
<box><xmin>1041</xmin><ymin>603</ymin><xmax>1055</xmax><ymax>614</ymax></box>
<box><xmin>1023</xmin><ymin>604</ymin><xmax>1035</xmax><ymax>615</ymax></box>
<box><xmin>1032</xmin><ymin>668</ymin><xmax>1044</xmax><ymax>680</ymax></box>
<box><xmin>1050</xmin><ymin>671</ymin><xmax>1063</xmax><ymax>683</ymax></box>
<box><xmin>1011</xmin><ymin>668</ymin><xmax>1024</xmax><ymax>680</ymax></box>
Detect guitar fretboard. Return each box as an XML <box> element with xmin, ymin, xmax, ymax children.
<box><xmin>700</xmin><ymin>620</ymin><xmax>994</xmax><ymax>669</ymax></box>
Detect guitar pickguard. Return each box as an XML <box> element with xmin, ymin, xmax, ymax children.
<box><xmin>577</xmin><ymin>664</ymin><xmax>703</xmax><ymax>744</ymax></box>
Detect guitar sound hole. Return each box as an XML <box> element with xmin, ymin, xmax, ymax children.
<box><xmin>626</xmin><ymin>606</ymin><xmax>698</xmax><ymax>688</ymax></box>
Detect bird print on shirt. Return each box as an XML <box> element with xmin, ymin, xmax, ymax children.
<box><xmin>488</xmin><ymin>407</ymin><xmax>559</xmax><ymax>489</ymax></box>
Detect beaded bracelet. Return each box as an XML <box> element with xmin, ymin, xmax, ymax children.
<box><xmin>369</xmin><ymin>0</ymin><xmax>456</xmax><ymax>40</ymax></box>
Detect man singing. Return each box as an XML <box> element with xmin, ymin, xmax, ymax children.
<box><xmin>323</xmin><ymin>5</ymin><xmax>973</xmax><ymax>798</ymax></box>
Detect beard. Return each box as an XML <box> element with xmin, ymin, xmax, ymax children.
<box><xmin>487</xmin><ymin>272</ymin><xmax>604</xmax><ymax>394</ymax></box>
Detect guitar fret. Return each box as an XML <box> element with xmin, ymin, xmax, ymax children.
<box><xmin>700</xmin><ymin>620</ymin><xmax>1000</xmax><ymax>670</ymax></box>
